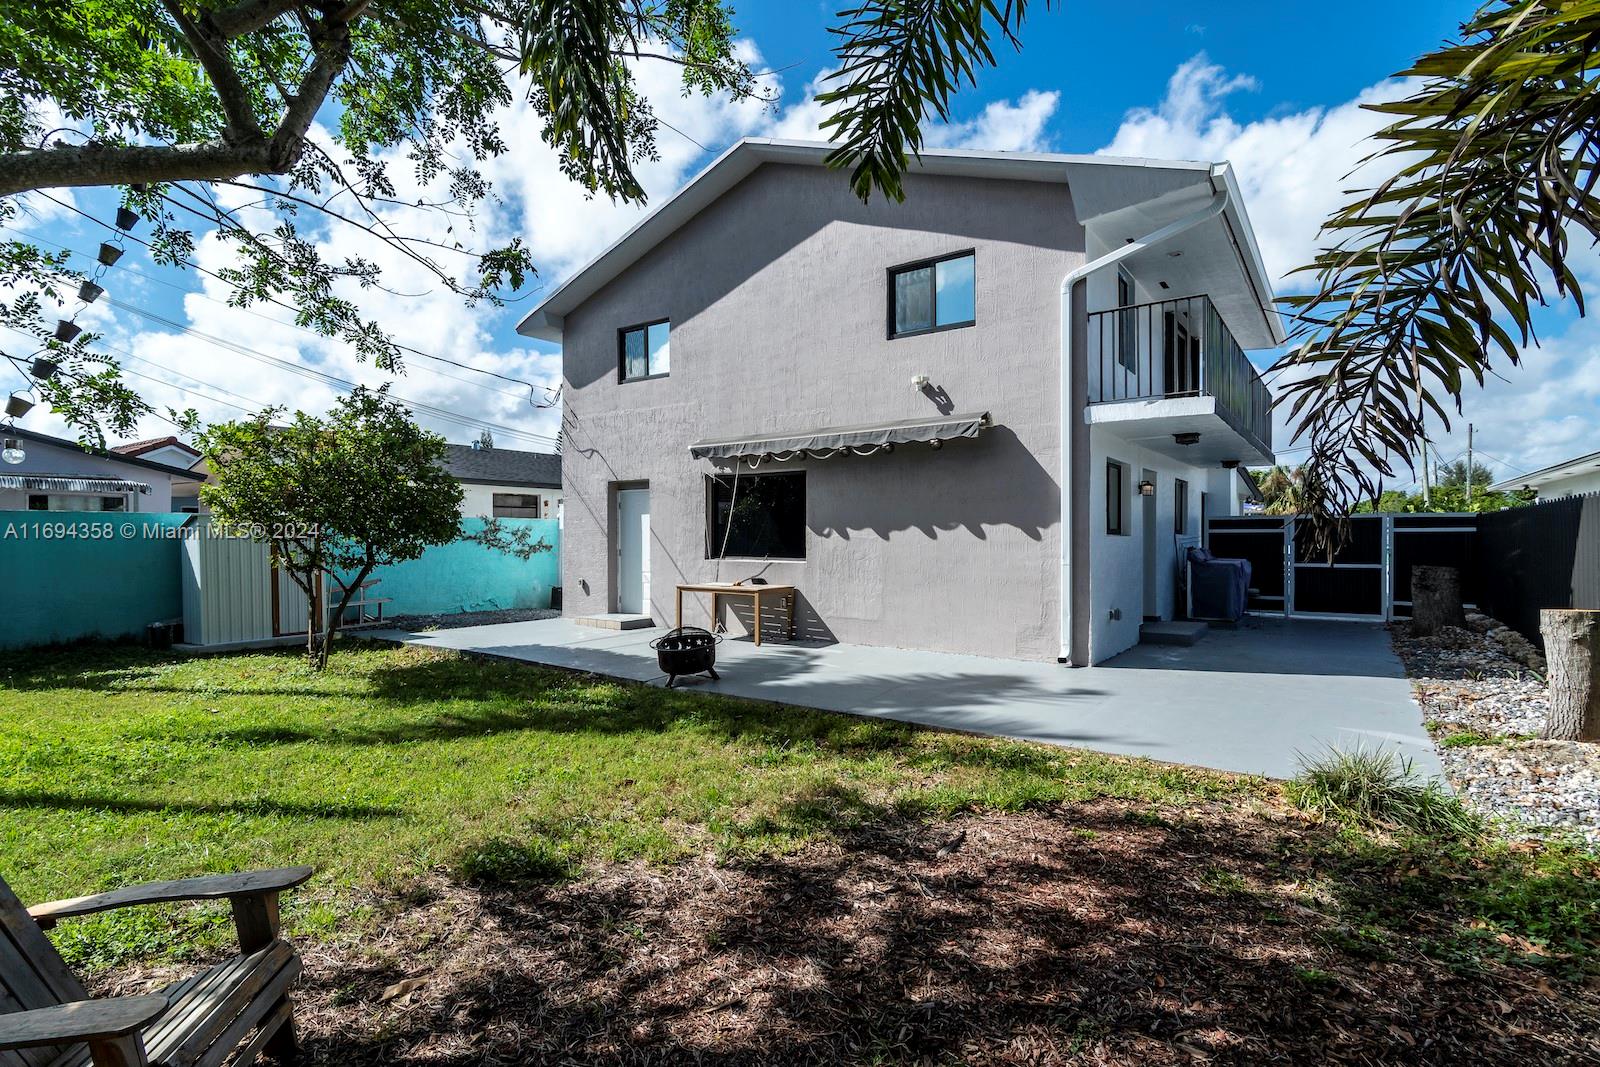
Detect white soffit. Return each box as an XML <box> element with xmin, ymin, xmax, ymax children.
<box><xmin>516</xmin><ymin>139</ymin><xmax>1282</xmax><ymax>348</ymax></box>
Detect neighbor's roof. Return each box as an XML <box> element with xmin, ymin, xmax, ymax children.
<box><xmin>516</xmin><ymin>138</ymin><xmax>1285</xmax><ymax>349</ymax></box>
<box><xmin>112</xmin><ymin>435</ymin><xmax>200</xmax><ymax>458</ymax></box>
<box><xmin>7</xmin><ymin>426</ymin><xmax>206</xmax><ymax>479</ymax></box>
<box><xmin>442</xmin><ymin>443</ymin><xmax>561</xmax><ymax>488</ymax></box>
<box><xmin>1489</xmin><ymin>448</ymin><xmax>1600</xmax><ymax>492</ymax></box>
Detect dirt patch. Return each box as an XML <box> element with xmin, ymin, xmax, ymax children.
<box><xmin>97</xmin><ymin>801</ymin><xmax>1600</xmax><ymax>1064</ymax></box>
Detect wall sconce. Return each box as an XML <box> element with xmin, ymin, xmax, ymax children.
<box><xmin>1</xmin><ymin>438</ymin><xmax>23</xmax><ymax>465</ymax></box>
<box><xmin>1138</xmin><ymin>480</ymin><xmax>1156</xmax><ymax>496</ymax></box>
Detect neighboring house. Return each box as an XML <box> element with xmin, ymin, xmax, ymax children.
<box><xmin>0</xmin><ymin>426</ymin><xmax>203</xmax><ymax>512</ymax></box>
<box><xmin>443</xmin><ymin>442</ymin><xmax>563</xmax><ymax>520</ymax></box>
<box><xmin>518</xmin><ymin>139</ymin><xmax>1280</xmax><ymax>664</ymax></box>
<box><xmin>1490</xmin><ymin>449</ymin><xmax>1600</xmax><ymax>500</ymax></box>
<box><xmin>112</xmin><ymin>436</ymin><xmax>206</xmax><ymax>511</ymax></box>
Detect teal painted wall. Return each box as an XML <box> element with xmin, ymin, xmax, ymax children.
<box><xmin>0</xmin><ymin>514</ymin><xmax>560</xmax><ymax>650</ymax></box>
<box><xmin>0</xmin><ymin>511</ymin><xmax>191</xmax><ymax>649</ymax></box>
<box><xmin>344</xmin><ymin>518</ymin><xmax>560</xmax><ymax>617</ymax></box>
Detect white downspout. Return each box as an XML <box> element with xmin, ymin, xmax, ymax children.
<box><xmin>1058</xmin><ymin>176</ymin><xmax>1230</xmax><ymax>664</ymax></box>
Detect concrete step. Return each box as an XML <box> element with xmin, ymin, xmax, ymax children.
<box><xmin>1139</xmin><ymin>620</ymin><xmax>1209</xmax><ymax>647</ymax></box>
<box><xmin>575</xmin><ymin>613</ymin><xmax>655</xmax><ymax>631</ymax></box>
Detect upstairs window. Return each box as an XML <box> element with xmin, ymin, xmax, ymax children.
<box><xmin>619</xmin><ymin>319</ymin><xmax>670</xmax><ymax>381</ymax></box>
<box><xmin>1106</xmin><ymin>460</ymin><xmax>1128</xmax><ymax>536</ymax></box>
<box><xmin>889</xmin><ymin>251</ymin><xmax>975</xmax><ymax>337</ymax></box>
<box><xmin>1116</xmin><ymin>268</ymin><xmax>1138</xmax><ymax>373</ymax></box>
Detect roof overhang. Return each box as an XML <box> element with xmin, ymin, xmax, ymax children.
<box><xmin>689</xmin><ymin>412</ymin><xmax>990</xmax><ymax>461</ymax></box>
<box><xmin>0</xmin><ymin>475</ymin><xmax>151</xmax><ymax>494</ymax></box>
<box><xmin>517</xmin><ymin>139</ymin><xmax>1283</xmax><ymax>349</ymax></box>
<box><xmin>1490</xmin><ymin>449</ymin><xmax>1600</xmax><ymax>492</ymax></box>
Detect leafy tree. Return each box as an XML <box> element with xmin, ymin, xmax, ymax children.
<box><xmin>1252</xmin><ymin>464</ymin><xmax>1305</xmax><ymax>515</ymax></box>
<box><xmin>1438</xmin><ymin>457</ymin><xmax>1495</xmax><ymax>489</ymax></box>
<box><xmin>196</xmin><ymin>385</ymin><xmax>463</xmax><ymax>668</ymax></box>
<box><xmin>1279</xmin><ymin>0</ymin><xmax>1600</xmax><ymax>524</ymax></box>
<box><xmin>1352</xmin><ymin>484</ymin><xmax>1531</xmax><ymax>514</ymax></box>
<box><xmin>1</xmin><ymin>0</ymin><xmax>1050</xmax><ymax>442</ymax></box>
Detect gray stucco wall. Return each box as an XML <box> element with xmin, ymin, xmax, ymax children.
<box><xmin>558</xmin><ymin>163</ymin><xmax>1084</xmax><ymax>660</ymax></box>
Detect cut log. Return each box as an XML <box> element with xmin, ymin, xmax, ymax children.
<box><xmin>1540</xmin><ymin>609</ymin><xmax>1600</xmax><ymax>742</ymax></box>
<box><xmin>1410</xmin><ymin>565</ymin><xmax>1466</xmax><ymax>637</ymax></box>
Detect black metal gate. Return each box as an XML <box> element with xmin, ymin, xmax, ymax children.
<box><xmin>1208</xmin><ymin>513</ymin><xmax>1476</xmax><ymax>620</ymax></box>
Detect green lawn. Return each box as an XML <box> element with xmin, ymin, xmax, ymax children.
<box><xmin>1</xmin><ymin>640</ymin><xmax>1252</xmax><ymax>965</ymax></box>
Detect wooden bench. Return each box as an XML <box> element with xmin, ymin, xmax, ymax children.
<box><xmin>0</xmin><ymin>867</ymin><xmax>313</xmax><ymax>1067</ymax></box>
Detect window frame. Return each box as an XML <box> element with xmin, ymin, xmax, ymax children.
<box><xmin>617</xmin><ymin>317</ymin><xmax>671</xmax><ymax>383</ymax></box>
<box><xmin>704</xmin><ymin>469</ymin><xmax>807</xmax><ymax>561</ymax></box>
<box><xmin>1115</xmin><ymin>268</ymin><xmax>1138</xmax><ymax>374</ymax></box>
<box><xmin>886</xmin><ymin>249</ymin><xmax>977</xmax><ymax>339</ymax></box>
<box><xmin>1174</xmin><ymin>478</ymin><xmax>1189</xmax><ymax>535</ymax></box>
<box><xmin>1106</xmin><ymin>460</ymin><xmax>1128</xmax><ymax>536</ymax></box>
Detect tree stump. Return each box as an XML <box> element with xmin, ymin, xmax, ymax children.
<box><xmin>1540</xmin><ymin>609</ymin><xmax>1600</xmax><ymax>742</ymax></box>
<box><xmin>1411</xmin><ymin>565</ymin><xmax>1465</xmax><ymax>637</ymax></box>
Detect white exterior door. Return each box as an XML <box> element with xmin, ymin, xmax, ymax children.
<box><xmin>617</xmin><ymin>488</ymin><xmax>650</xmax><ymax>615</ymax></box>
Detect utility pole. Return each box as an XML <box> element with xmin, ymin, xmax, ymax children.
<box><xmin>1420</xmin><ymin>435</ymin><xmax>1432</xmax><ymax>508</ymax></box>
<box><xmin>1466</xmin><ymin>423</ymin><xmax>1475</xmax><ymax>507</ymax></box>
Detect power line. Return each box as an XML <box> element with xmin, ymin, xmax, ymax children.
<box><xmin>7</xmin><ymin>205</ymin><xmax>548</xmax><ymax>394</ymax></box>
<box><xmin>101</xmin><ymin>295</ymin><xmax>558</xmax><ymax>447</ymax></box>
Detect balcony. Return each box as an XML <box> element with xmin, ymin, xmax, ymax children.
<box><xmin>1085</xmin><ymin>294</ymin><xmax>1273</xmax><ymax>466</ymax></box>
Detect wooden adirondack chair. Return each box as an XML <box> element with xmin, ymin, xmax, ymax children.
<box><xmin>0</xmin><ymin>867</ymin><xmax>312</xmax><ymax>1067</ymax></box>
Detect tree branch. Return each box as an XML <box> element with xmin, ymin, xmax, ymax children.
<box><xmin>160</xmin><ymin>0</ymin><xmax>265</xmax><ymax>144</ymax></box>
<box><xmin>207</xmin><ymin>0</ymin><xmax>305</xmax><ymax>38</ymax></box>
<box><xmin>0</xmin><ymin>139</ymin><xmax>277</xmax><ymax>197</ymax></box>
<box><xmin>268</xmin><ymin>16</ymin><xmax>351</xmax><ymax>169</ymax></box>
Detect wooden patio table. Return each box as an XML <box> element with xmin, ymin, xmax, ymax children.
<box><xmin>675</xmin><ymin>582</ymin><xmax>796</xmax><ymax>645</ymax></box>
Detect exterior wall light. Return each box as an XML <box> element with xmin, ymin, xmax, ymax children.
<box><xmin>1138</xmin><ymin>480</ymin><xmax>1156</xmax><ymax>496</ymax></box>
<box><xmin>5</xmin><ymin>392</ymin><xmax>35</xmax><ymax>418</ymax></box>
<box><xmin>1173</xmin><ymin>431</ymin><xmax>1201</xmax><ymax>446</ymax></box>
<box><xmin>2</xmin><ymin>438</ymin><xmax>23</xmax><ymax>465</ymax></box>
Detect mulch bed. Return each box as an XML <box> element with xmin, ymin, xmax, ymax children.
<box><xmin>101</xmin><ymin>801</ymin><xmax>1600</xmax><ymax>1064</ymax></box>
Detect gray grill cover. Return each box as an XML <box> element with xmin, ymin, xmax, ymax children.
<box><xmin>0</xmin><ymin>475</ymin><xmax>152</xmax><ymax>494</ymax></box>
<box><xmin>689</xmin><ymin>412</ymin><xmax>990</xmax><ymax>460</ymax></box>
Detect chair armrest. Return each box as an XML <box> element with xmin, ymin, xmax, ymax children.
<box><xmin>28</xmin><ymin>867</ymin><xmax>313</xmax><ymax>928</ymax></box>
<box><xmin>0</xmin><ymin>995</ymin><xmax>167</xmax><ymax>1051</ymax></box>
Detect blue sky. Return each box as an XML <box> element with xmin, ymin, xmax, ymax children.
<box><xmin>9</xmin><ymin>0</ymin><xmax>1595</xmax><ymax>489</ymax></box>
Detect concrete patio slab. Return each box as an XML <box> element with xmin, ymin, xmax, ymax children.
<box><xmin>368</xmin><ymin>615</ymin><xmax>1441</xmax><ymax>781</ymax></box>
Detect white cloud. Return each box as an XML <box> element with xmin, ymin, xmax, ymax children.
<box><xmin>1102</xmin><ymin>53</ymin><xmax>1415</xmax><ymax>287</ymax></box>
<box><xmin>924</xmin><ymin>90</ymin><xmax>1059</xmax><ymax>152</ymax></box>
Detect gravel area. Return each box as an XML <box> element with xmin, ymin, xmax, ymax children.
<box><xmin>1394</xmin><ymin>616</ymin><xmax>1600</xmax><ymax>845</ymax></box>
<box><xmin>382</xmin><ymin>606</ymin><xmax>559</xmax><ymax>632</ymax></box>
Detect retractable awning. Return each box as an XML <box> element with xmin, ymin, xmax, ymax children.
<box><xmin>689</xmin><ymin>412</ymin><xmax>990</xmax><ymax>461</ymax></box>
<box><xmin>0</xmin><ymin>475</ymin><xmax>151</xmax><ymax>494</ymax></box>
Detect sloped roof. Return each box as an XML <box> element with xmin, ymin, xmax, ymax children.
<box><xmin>516</xmin><ymin>138</ymin><xmax>1285</xmax><ymax>349</ymax></box>
<box><xmin>442</xmin><ymin>443</ymin><xmax>561</xmax><ymax>488</ymax></box>
<box><xmin>7</xmin><ymin>426</ymin><xmax>206</xmax><ymax>479</ymax></box>
<box><xmin>1489</xmin><ymin>448</ymin><xmax>1600</xmax><ymax>492</ymax></box>
<box><xmin>112</xmin><ymin>435</ymin><xmax>200</xmax><ymax>458</ymax></box>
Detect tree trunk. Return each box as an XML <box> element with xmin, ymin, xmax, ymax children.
<box><xmin>1540</xmin><ymin>609</ymin><xmax>1600</xmax><ymax>742</ymax></box>
<box><xmin>1410</xmin><ymin>565</ymin><xmax>1466</xmax><ymax>637</ymax></box>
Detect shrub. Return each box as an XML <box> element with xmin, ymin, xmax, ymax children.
<box><xmin>1288</xmin><ymin>746</ymin><xmax>1481</xmax><ymax>839</ymax></box>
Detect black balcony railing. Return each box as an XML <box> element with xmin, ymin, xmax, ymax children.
<box><xmin>1087</xmin><ymin>294</ymin><xmax>1272</xmax><ymax>452</ymax></box>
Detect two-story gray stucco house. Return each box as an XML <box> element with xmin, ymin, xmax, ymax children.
<box><xmin>518</xmin><ymin>139</ymin><xmax>1280</xmax><ymax>665</ymax></box>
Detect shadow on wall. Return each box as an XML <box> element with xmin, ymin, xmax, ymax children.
<box><xmin>716</xmin><ymin>589</ymin><xmax>837</xmax><ymax>645</ymax></box>
<box><xmin>809</xmin><ymin>426</ymin><xmax>1058</xmax><ymax>543</ymax></box>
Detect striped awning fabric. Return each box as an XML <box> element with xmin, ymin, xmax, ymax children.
<box><xmin>0</xmin><ymin>475</ymin><xmax>152</xmax><ymax>494</ymax></box>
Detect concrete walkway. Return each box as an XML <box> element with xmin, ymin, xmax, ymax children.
<box><xmin>370</xmin><ymin>615</ymin><xmax>1441</xmax><ymax>781</ymax></box>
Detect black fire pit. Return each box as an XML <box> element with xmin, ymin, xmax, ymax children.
<box><xmin>650</xmin><ymin>626</ymin><xmax>722</xmax><ymax>688</ymax></box>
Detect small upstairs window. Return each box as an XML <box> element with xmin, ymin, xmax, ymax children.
<box><xmin>619</xmin><ymin>319</ymin><xmax>670</xmax><ymax>381</ymax></box>
<box><xmin>889</xmin><ymin>251</ymin><xmax>975</xmax><ymax>337</ymax></box>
